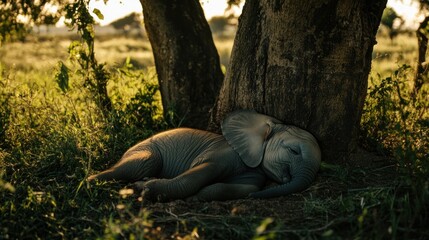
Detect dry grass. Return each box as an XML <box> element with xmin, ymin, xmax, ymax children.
<box><xmin>371</xmin><ymin>31</ymin><xmax>418</xmax><ymax>78</ymax></box>
<box><xmin>1</xmin><ymin>31</ymin><xmax>428</xmax><ymax>239</ymax></box>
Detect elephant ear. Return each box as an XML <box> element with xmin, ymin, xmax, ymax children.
<box><xmin>221</xmin><ymin>110</ymin><xmax>281</xmax><ymax>168</ymax></box>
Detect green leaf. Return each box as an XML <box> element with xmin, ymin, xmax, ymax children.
<box><xmin>55</xmin><ymin>61</ymin><xmax>70</xmax><ymax>93</ymax></box>
<box><xmin>93</xmin><ymin>8</ymin><xmax>104</xmax><ymax>20</ymax></box>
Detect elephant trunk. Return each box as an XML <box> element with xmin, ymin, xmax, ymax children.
<box><xmin>249</xmin><ymin>167</ymin><xmax>316</xmax><ymax>198</ymax></box>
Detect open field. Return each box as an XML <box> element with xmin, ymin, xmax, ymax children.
<box><xmin>372</xmin><ymin>32</ymin><xmax>418</xmax><ymax>76</ymax></box>
<box><xmin>0</xmin><ymin>31</ymin><xmax>419</xmax><ymax>84</ymax></box>
<box><xmin>0</xmin><ymin>31</ymin><xmax>428</xmax><ymax>239</ymax></box>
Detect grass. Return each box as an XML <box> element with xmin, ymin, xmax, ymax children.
<box><xmin>371</xmin><ymin>31</ymin><xmax>418</xmax><ymax>78</ymax></box>
<box><xmin>0</xmin><ymin>31</ymin><xmax>428</xmax><ymax>239</ymax></box>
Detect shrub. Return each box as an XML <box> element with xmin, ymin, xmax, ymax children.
<box><xmin>360</xmin><ymin>64</ymin><xmax>429</xmax><ymax>236</ymax></box>
<box><xmin>361</xmin><ymin>64</ymin><xmax>429</xmax><ymax>176</ymax></box>
<box><xmin>0</xmin><ymin>58</ymin><xmax>166</xmax><ymax>239</ymax></box>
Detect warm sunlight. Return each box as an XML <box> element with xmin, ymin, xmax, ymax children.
<box><xmin>88</xmin><ymin>0</ymin><xmax>231</xmax><ymax>25</ymax></box>
<box><xmin>86</xmin><ymin>0</ymin><xmax>420</xmax><ymax>28</ymax></box>
<box><xmin>2</xmin><ymin>0</ymin><xmax>428</xmax><ymax>238</ymax></box>
<box><xmin>387</xmin><ymin>0</ymin><xmax>422</xmax><ymax>28</ymax></box>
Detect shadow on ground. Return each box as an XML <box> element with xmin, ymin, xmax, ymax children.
<box><xmin>126</xmin><ymin>148</ymin><xmax>399</xmax><ymax>239</ymax></box>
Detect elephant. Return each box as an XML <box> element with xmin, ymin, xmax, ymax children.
<box><xmin>88</xmin><ymin>110</ymin><xmax>321</xmax><ymax>201</ymax></box>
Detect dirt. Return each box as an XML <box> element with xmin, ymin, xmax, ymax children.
<box><xmin>132</xmin><ymin>148</ymin><xmax>398</xmax><ymax>239</ymax></box>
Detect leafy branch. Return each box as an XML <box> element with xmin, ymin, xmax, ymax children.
<box><xmin>59</xmin><ymin>0</ymin><xmax>112</xmax><ymax>117</ymax></box>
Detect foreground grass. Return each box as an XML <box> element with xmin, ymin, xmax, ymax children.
<box><xmin>1</xmin><ymin>33</ymin><xmax>428</xmax><ymax>239</ymax></box>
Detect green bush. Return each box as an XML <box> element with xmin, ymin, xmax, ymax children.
<box><xmin>360</xmin><ymin>64</ymin><xmax>429</xmax><ymax>237</ymax></box>
<box><xmin>361</xmin><ymin>64</ymin><xmax>429</xmax><ymax>176</ymax></box>
<box><xmin>0</xmin><ymin>58</ymin><xmax>167</xmax><ymax>238</ymax></box>
<box><xmin>0</xmin><ymin>63</ymin><xmax>12</xmax><ymax>148</ymax></box>
<box><xmin>1</xmin><ymin>43</ymin><xmax>428</xmax><ymax>238</ymax></box>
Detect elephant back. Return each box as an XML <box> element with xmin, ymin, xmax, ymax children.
<box><xmin>150</xmin><ymin>128</ymin><xmax>224</xmax><ymax>178</ymax></box>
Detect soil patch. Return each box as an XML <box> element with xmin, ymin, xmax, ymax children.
<box><xmin>134</xmin><ymin>148</ymin><xmax>397</xmax><ymax>239</ymax></box>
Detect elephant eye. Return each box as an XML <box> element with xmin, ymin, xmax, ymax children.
<box><xmin>289</xmin><ymin>147</ymin><xmax>300</xmax><ymax>155</ymax></box>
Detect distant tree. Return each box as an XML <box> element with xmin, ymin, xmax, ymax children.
<box><xmin>34</xmin><ymin>10</ymin><xmax>62</xmax><ymax>34</ymax></box>
<box><xmin>110</xmin><ymin>12</ymin><xmax>143</xmax><ymax>36</ymax></box>
<box><xmin>208</xmin><ymin>16</ymin><xmax>229</xmax><ymax>33</ymax></box>
<box><xmin>381</xmin><ymin>7</ymin><xmax>404</xmax><ymax>40</ymax></box>
<box><xmin>0</xmin><ymin>0</ymin><xmax>65</xmax><ymax>43</ymax></box>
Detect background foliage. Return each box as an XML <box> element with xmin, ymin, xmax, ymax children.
<box><xmin>0</xmin><ymin>2</ymin><xmax>428</xmax><ymax>239</ymax></box>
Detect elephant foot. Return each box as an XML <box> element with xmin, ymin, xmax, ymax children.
<box><xmin>133</xmin><ymin>179</ymin><xmax>169</xmax><ymax>202</ymax></box>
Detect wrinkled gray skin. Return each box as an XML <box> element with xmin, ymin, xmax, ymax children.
<box><xmin>88</xmin><ymin>110</ymin><xmax>321</xmax><ymax>201</ymax></box>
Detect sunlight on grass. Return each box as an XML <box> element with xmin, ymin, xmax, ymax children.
<box><xmin>0</xmin><ymin>30</ymin><xmax>428</xmax><ymax>239</ymax></box>
<box><xmin>213</xmin><ymin>35</ymin><xmax>234</xmax><ymax>67</ymax></box>
<box><xmin>371</xmin><ymin>32</ymin><xmax>418</xmax><ymax>78</ymax></box>
<box><xmin>95</xmin><ymin>37</ymin><xmax>154</xmax><ymax>67</ymax></box>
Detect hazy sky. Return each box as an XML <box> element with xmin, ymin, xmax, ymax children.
<box><xmin>87</xmin><ymin>0</ymin><xmax>233</xmax><ymax>26</ymax></box>
<box><xmin>387</xmin><ymin>0</ymin><xmax>421</xmax><ymax>28</ymax></box>
<box><xmin>85</xmin><ymin>0</ymin><xmax>421</xmax><ymax>28</ymax></box>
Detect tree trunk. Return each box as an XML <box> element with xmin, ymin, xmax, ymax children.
<box><xmin>140</xmin><ymin>0</ymin><xmax>224</xmax><ymax>129</ymax></box>
<box><xmin>213</xmin><ymin>0</ymin><xmax>387</xmax><ymax>163</ymax></box>
<box><xmin>413</xmin><ymin>16</ymin><xmax>429</xmax><ymax>97</ymax></box>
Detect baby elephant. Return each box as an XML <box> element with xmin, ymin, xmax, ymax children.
<box><xmin>88</xmin><ymin>110</ymin><xmax>321</xmax><ymax>201</ymax></box>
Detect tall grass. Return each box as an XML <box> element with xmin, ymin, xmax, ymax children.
<box><xmin>0</xmin><ymin>56</ymin><xmax>167</xmax><ymax>238</ymax></box>
<box><xmin>0</xmin><ymin>32</ymin><xmax>428</xmax><ymax>239</ymax></box>
<box><xmin>360</xmin><ymin>64</ymin><xmax>429</xmax><ymax>238</ymax></box>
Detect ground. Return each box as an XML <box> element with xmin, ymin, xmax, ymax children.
<box><xmin>1</xmin><ymin>32</ymin><xmax>427</xmax><ymax>239</ymax></box>
<box><xmin>110</xmin><ymin>148</ymin><xmax>398</xmax><ymax>239</ymax></box>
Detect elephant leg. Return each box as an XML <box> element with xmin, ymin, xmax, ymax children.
<box><xmin>88</xmin><ymin>149</ymin><xmax>162</xmax><ymax>182</ymax></box>
<box><xmin>191</xmin><ymin>170</ymin><xmax>266</xmax><ymax>201</ymax></box>
<box><xmin>135</xmin><ymin>162</ymin><xmax>229</xmax><ymax>201</ymax></box>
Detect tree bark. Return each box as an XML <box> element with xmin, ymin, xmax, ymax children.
<box><xmin>414</xmin><ymin>16</ymin><xmax>429</xmax><ymax>96</ymax></box>
<box><xmin>140</xmin><ymin>0</ymin><xmax>224</xmax><ymax>130</ymax></box>
<box><xmin>213</xmin><ymin>0</ymin><xmax>387</xmax><ymax>163</ymax></box>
